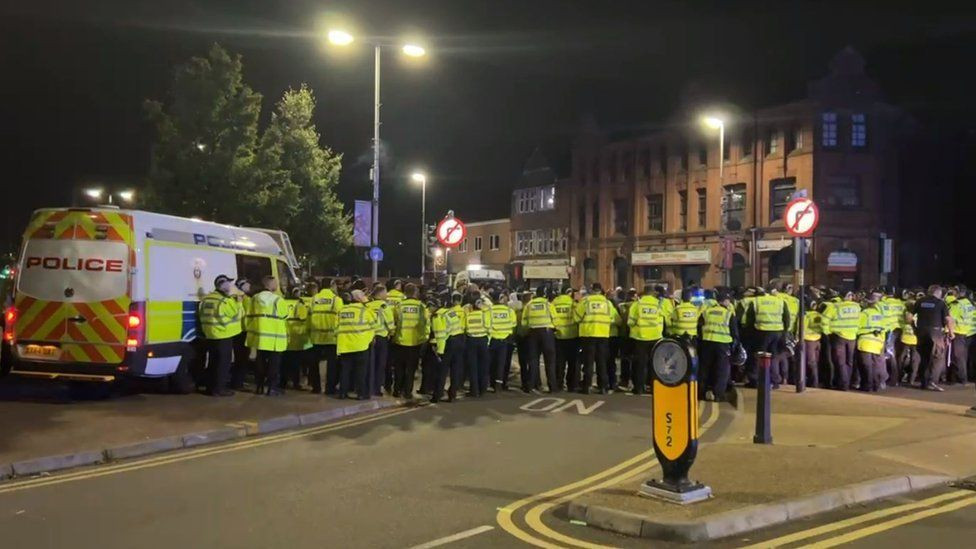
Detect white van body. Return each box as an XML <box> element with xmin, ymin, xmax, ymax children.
<box><xmin>3</xmin><ymin>207</ymin><xmax>297</xmax><ymax>385</ymax></box>
<box><xmin>453</xmin><ymin>269</ymin><xmax>506</xmax><ymax>290</ymax></box>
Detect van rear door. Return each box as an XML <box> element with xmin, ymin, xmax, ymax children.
<box><xmin>13</xmin><ymin>210</ymin><xmax>133</xmax><ymax>365</ymax></box>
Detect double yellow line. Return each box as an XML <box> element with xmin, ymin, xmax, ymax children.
<box><xmin>0</xmin><ymin>406</ymin><xmax>416</xmax><ymax>495</ymax></box>
<box><xmin>746</xmin><ymin>489</ymin><xmax>976</xmax><ymax>548</ymax></box>
<box><xmin>496</xmin><ymin>401</ymin><xmax>720</xmax><ymax>548</ymax></box>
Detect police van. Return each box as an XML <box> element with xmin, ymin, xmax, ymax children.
<box><xmin>1</xmin><ymin>207</ymin><xmax>299</xmax><ymax>391</ymax></box>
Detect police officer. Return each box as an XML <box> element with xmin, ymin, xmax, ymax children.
<box><xmin>670</xmin><ymin>289</ymin><xmax>701</xmax><ymax>344</ymax></box>
<box><xmin>282</xmin><ymin>287</ymin><xmax>311</xmax><ymax>390</ymax></box>
<box><xmin>464</xmin><ymin>297</ymin><xmax>492</xmax><ymax>397</ymax></box>
<box><xmin>230</xmin><ymin>278</ymin><xmax>253</xmax><ymax>390</ymax></box>
<box><xmin>948</xmin><ymin>287</ymin><xmax>974</xmax><ymax>385</ymax></box>
<box><xmin>746</xmin><ymin>287</ymin><xmax>790</xmax><ymax>388</ymax></box>
<box><xmin>617</xmin><ymin>288</ymin><xmax>637</xmax><ymax>390</ymax></box>
<box><xmin>246</xmin><ymin>275</ymin><xmax>289</xmax><ymax>396</ymax></box>
<box><xmin>445</xmin><ymin>292</ymin><xmax>467</xmax><ymax>399</ymax></box>
<box><xmin>552</xmin><ymin>286</ymin><xmax>579</xmax><ymax>392</ymax></box>
<box><xmin>879</xmin><ymin>287</ymin><xmax>906</xmax><ymax>386</ymax></box>
<box><xmin>803</xmin><ymin>299</ymin><xmax>825</xmax><ymax>388</ymax></box>
<box><xmin>575</xmin><ymin>282</ymin><xmax>616</xmax><ymax>394</ymax></box>
<box><xmin>910</xmin><ymin>285</ymin><xmax>954</xmax><ymax>391</ymax></box>
<box><xmin>627</xmin><ymin>284</ymin><xmax>666</xmax><ymax>395</ymax></box>
<box><xmin>366</xmin><ymin>284</ymin><xmax>395</xmax><ymax>397</ymax></box>
<box><xmin>488</xmin><ymin>289</ymin><xmax>516</xmax><ymax>392</ymax></box>
<box><xmin>392</xmin><ymin>283</ymin><xmax>428</xmax><ymax>399</ymax></box>
<box><xmin>336</xmin><ymin>289</ymin><xmax>376</xmax><ymax>400</ymax></box>
<box><xmin>856</xmin><ymin>290</ymin><xmax>886</xmax><ymax>392</ymax></box>
<box><xmin>310</xmin><ymin>277</ymin><xmax>343</xmax><ymax>394</ymax></box>
<box><xmin>199</xmin><ymin>274</ymin><xmax>242</xmax><ymax>396</ymax></box>
<box><xmin>899</xmin><ymin>290</ymin><xmax>921</xmax><ymax>385</ymax></box>
<box><xmin>523</xmin><ymin>286</ymin><xmax>557</xmax><ymax>394</ymax></box>
<box><xmin>824</xmin><ymin>291</ymin><xmax>860</xmax><ymax>390</ymax></box>
<box><xmin>697</xmin><ymin>291</ymin><xmax>739</xmax><ymax>402</ymax></box>
<box><xmin>429</xmin><ymin>297</ymin><xmax>454</xmax><ymax>403</ymax></box>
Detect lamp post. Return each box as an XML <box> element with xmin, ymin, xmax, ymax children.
<box><xmin>411</xmin><ymin>172</ymin><xmax>427</xmax><ymax>278</ymax></box>
<box><xmin>328</xmin><ymin>29</ymin><xmax>426</xmax><ymax>281</ymax></box>
<box><xmin>703</xmin><ymin>115</ymin><xmax>727</xmax><ymax>286</ymax></box>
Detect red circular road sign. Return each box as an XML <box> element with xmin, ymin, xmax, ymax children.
<box><xmin>436</xmin><ymin>216</ymin><xmax>466</xmax><ymax>247</ymax></box>
<box><xmin>783</xmin><ymin>198</ymin><xmax>819</xmax><ymax>237</ymax></box>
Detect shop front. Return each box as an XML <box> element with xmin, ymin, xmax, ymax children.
<box><xmin>632</xmin><ymin>248</ymin><xmax>713</xmax><ymax>290</ymax></box>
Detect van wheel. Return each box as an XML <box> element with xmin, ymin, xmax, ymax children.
<box><xmin>168</xmin><ymin>359</ymin><xmax>195</xmax><ymax>394</ymax></box>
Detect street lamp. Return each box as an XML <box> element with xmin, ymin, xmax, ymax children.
<box><xmin>116</xmin><ymin>190</ymin><xmax>135</xmax><ymax>203</ymax></box>
<box><xmin>84</xmin><ymin>188</ymin><xmax>104</xmax><ymax>200</ymax></box>
<box><xmin>326</xmin><ymin>27</ymin><xmax>428</xmax><ymax>281</ymax></box>
<box><xmin>411</xmin><ymin>172</ymin><xmax>428</xmax><ymax>277</ymax></box>
<box><xmin>703</xmin><ymin>115</ymin><xmax>727</xmax><ymax>286</ymax></box>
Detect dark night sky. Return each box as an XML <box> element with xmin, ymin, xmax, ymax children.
<box><xmin>2</xmin><ymin>0</ymin><xmax>975</xmax><ymax>275</ymax></box>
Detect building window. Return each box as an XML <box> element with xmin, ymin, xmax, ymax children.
<box><xmin>639</xmin><ymin>149</ymin><xmax>650</xmax><ymax>178</ymax></box>
<box><xmin>722</xmin><ymin>183</ymin><xmax>747</xmax><ymax>231</ymax></box>
<box><xmin>851</xmin><ymin>113</ymin><xmax>867</xmax><ymax>148</ymax></box>
<box><xmin>822</xmin><ymin>112</ymin><xmax>838</xmax><ymax>147</ymax></box>
<box><xmin>769</xmin><ymin>177</ymin><xmax>796</xmax><ymax>222</ymax></box>
<box><xmin>622</xmin><ymin>151</ymin><xmax>634</xmax><ymax>182</ymax></box>
<box><xmin>678</xmin><ymin>190</ymin><xmax>688</xmax><ymax>231</ymax></box>
<box><xmin>698</xmin><ymin>145</ymin><xmax>707</xmax><ymax>166</ymax></box>
<box><xmin>723</xmin><ymin>133</ymin><xmax>731</xmax><ymax>161</ymax></box>
<box><xmin>680</xmin><ymin>144</ymin><xmax>689</xmax><ymax>171</ymax></box>
<box><xmin>458</xmin><ymin>238</ymin><xmax>468</xmax><ymax>253</ymax></box>
<box><xmin>517</xmin><ymin>229</ymin><xmax>566</xmax><ymax>256</ymax></box>
<box><xmin>765</xmin><ymin>130</ymin><xmax>780</xmax><ymax>155</ymax></box>
<box><xmin>489</xmin><ymin>234</ymin><xmax>500</xmax><ymax>250</ymax></box>
<box><xmin>788</xmin><ymin>127</ymin><xmax>802</xmax><ymax>152</ymax></box>
<box><xmin>515</xmin><ymin>231</ymin><xmax>534</xmax><ymax>256</ymax></box>
<box><xmin>578</xmin><ymin>204</ymin><xmax>586</xmax><ymax>239</ymax></box>
<box><xmin>613</xmin><ymin>199</ymin><xmax>630</xmax><ymax>235</ymax></box>
<box><xmin>646</xmin><ymin>194</ymin><xmax>664</xmax><ymax>232</ymax></box>
<box><xmin>741</xmin><ymin>129</ymin><xmax>754</xmax><ymax>158</ymax></box>
<box><xmin>825</xmin><ymin>175</ymin><xmax>862</xmax><ymax>208</ymax></box>
<box><xmin>474</xmin><ymin>236</ymin><xmax>483</xmax><ymax>252</ymax></box>
<box><xmin>591</xmin><ymin>202</ymin><xmax>600</xmax><ymax>238</ymax></box>
<box><xmin>514</xmin><ymin>185</ymin><xmax>556</xmax><ymax>213</ymax></box>
<box><xmin>658</xmin><ymin>144</ymin><xmax>667</xmax><ymax>175</ymax></box>
<box><xmin>697</xmin><ymin>188</ymin><xmax>707</xmax><ymax>229</ymax></box>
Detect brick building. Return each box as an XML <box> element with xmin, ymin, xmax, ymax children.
<box><xmin>445</xmin><ymin>218</ymin><xmax>510</xmax><ymax>274</ymax></box>
<box><xmin>509</xmin><ymin>149</ymin><xmax>573</xmax><ymax>286</ymax></box>
<box><xmin>567</xmin><ymin>47</ymin><xmax>907</xmax><ymax>292</ymax></box>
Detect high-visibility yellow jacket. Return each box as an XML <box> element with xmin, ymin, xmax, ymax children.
<box><xmin>431</xmin><ymin>309</ymin><xmax>452</xmax><ymax>354</ymax></box>
<box><xmin>659</xmin><ymin>298</ymin><xmax>675</xmax><ymax>327</ymax></box>
<box><xmin>628</xmin><ymin>295</ymin><xmax>665</xmax><ymax>341</ymax></box>
<box><xmin>310</xmin><ymin>289</ymin><xmax>343</xmax><ymax>345</ymax></box>
<box><xmin>574</xmin><ymin>294</ymin><xmax>615</xmax><ymax>338</ymax></box>
<box><xmin>284</xmin><ymin>298</ymin><xmax>312</xmax><ymax>351</ymax></box>
<box><xmin>827</xmin><ymin>300</ymin><xmax>861</xmax><ymax>341</ymax></box>
<box><xmin>447</xmin><ymin>305</ymin><xmax>465</xmax><ymax>337</ymax></box>
<box><xmin>700</xmin><ymin>305</ymin><xmax>733</xmax><ymax>343</ymax></box>
<box><xmin>246</xmin><ymin>290</ymin><xmax>289</xmax><ymax>352</ymax></box>
<box><xmin>901</xmin><ymin>322</ymin><xmax>918</xmax><ymax>345</ymax></box>
<box><xmin>386</xmin><ymin>289</ymin><xmax>405</xmax><ymax>307</ymax></box>
<box><xmin>523</xmin><ymin>297</ymin><xmax>555</xmax><ymax>329</ymax></box>
<box><xmin>199</xmin><ymin>291</ymin><xmax>243</xmax><ymax>340</ymax></box>
<box><xmin>857</xmin><ymin>304</ymin><xmax>886</xmax><ymax>355</ymax></box>
<box><xmin>617</xmin><ymin>301</ymin><xmax>634</xmax><ymax>337</ymax></box>
<box><xmin>803</xmin><ymin>310</ymin><xmax>824</xmax><ymax>342</ymax></box>
<box><xmin>551</xmin><ymin>295</ymin><xmax>578</xmax><ymax>339</ymax></box>
<box><xmin>393</xmin><ymin>298</ymin><xmax>429</xmax><ymax>346</ymax></box>
<box><xmin>879</xmin><ymin>297</ymin><xmax>906</xmax><ymax>332</ymax></box>
<box><xmin>366</xmin><ymin>299</ymin><xmax>395</xmax><ymax>338</ymax></box>
<box><xmin>779</xmin><ymin>294</ymin><xmax>799</xmax><ymax>333</ymax></box>
<box><xmin>465</xmin><ymin>307</ymin><xmax>491</xmax><ymax>338</ymax></box>
<box><xmin>670</xmin><ymin>302</ymin><xmax>700</xmax><ymax>337</ymax></box>
<box><xmin>490</xmin><ymin>304</ymin><xmax>516</xmax><ymax>339</ymax></box>
<box><xmin>238</xmin><ymin>294</ymin><xmax>251</xmax><ymax>332</ymax></box>
<box><xmin>949</xmin><ymin>298</ymin><xmax>975</xmax><ymax>337</ymax></box>
<box><xmin>754</xmin><ymin>295</ymin><xmax>786</xmax><ymax>332</ymax></box>
<box><xmin>337</xmin><ymin>303</ymin><xmax>376</xmax><ymax>354</ymax></box>
<box><xmin>737</xmin><ymin>296</ymin><xmax>756</xmax><ymax>326</ymax></box>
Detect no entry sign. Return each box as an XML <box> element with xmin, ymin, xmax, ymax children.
<box><xmin>436</xmin><ymin>216</ymin><xmax>466</xmax><ymax>247</ymax></box>
<box><xmin>783</xmin><ymin>198</ymin><xmax>819</xmax><ymax>237</ymax></box>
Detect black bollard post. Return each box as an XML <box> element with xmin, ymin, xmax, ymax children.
<box><xmin>754</xmin><ymin>351</ymin><xmax>773</xmax><ymax>444</ymax></box>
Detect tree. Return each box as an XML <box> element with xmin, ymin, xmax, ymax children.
<box><xmin>259</xmin><ymin>86</ymin><xmax>351</xmax><ymax>266</ymax></box>
<box><xmin>145</xmin><ymin>45</ymin><xmax>351</xmax><ymax>266</ymax></box>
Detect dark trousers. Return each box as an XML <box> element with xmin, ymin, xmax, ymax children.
<box><xmin>918</xmin><ymin>330</ymin><xmax>948</xmax><ymax>387</ymax></box>
<box><xmin>619</xmin><ymin>337</ymin><xmax>634</xmax><ymax>387</ymax></box>
<box><xmin>900</xmin><ymin>343</ymin><xmax>921</xmax><ymax>384</ymax></box>
<box><xmin>607</xmin><ymin>336</ymin><xmax>620</xmax><ymax>389</ymax></box>
<box><xmin>445</xmin><ymin>335</ymin><xmax>466</xmax><ymax>399</ymax></box>
<box><xmin>370</xmin><ymin>337</ymin><xmax>389</xmax><ymax>396</ymax></box>
<box><xmin>830</xmin><ymin>335</ymin><xmax>856</xmax><ymax>390</ymax></box>
<box><xmin>749</xmin><ymin>331</ymin><xmax>783</xmax><ymax>384</ymax></box>
<box><xmin>489</xmin><ymin>337</ymin><xmax>512</xmax><ymax>389</ymax></box>
<box><xmin>951</xmin><ymin>335</ymin><xmax>970</xmax><ymax>384</ymax></box>
<box><xmin>631</xmin><ymin>339</ymin><xmax>657</xmax><ymax>394</ymax></box>
<box><xmin>804</xmin><ymin>339</ymin><xmax>821</xmax><ymax>388</ymax></box>
<box><xmin>281</xmin><ymin>349</ymin><xmax>306</xmax><ymax>389</ymax></box>
<box><xmin>340</xmin><ymin>349</ymin><xmax>370</xmax><ymax>399</ymax></box>
<box><xmin>555</xmin><ymin>338</ymin><xmax>579</xmax><ymax>391</ymax></box>
<box><xmin>466</xmin><ymin>336</ymin><xmax>490</xmax><ymax>396</ymax></box>
<box><xmin>580</xmin><ymin>337</ymin><xmax>609</xmax><ymax>392</ymax></box>
<box><xmin>255</xmin><ymin>350</ymin><xmax>282</xmax><ymax>394</ymax></box>
<box><xmin>312</xmin><ymin>344</ymin><xmax>338</xmax><ymax>394</ymax></box>
<box><xmin>420</xmin><ymin>343</ymin><xmax>437</xmax><ymax>394</ymax></box>
<box><xmin>393</xmin><ymin>344</ymin><xmax>422</xmax><ymax>398</ymax></box>
<box><xmin>231</xmin><ymin>333</ymin><xmax>249</xmax><ymax>389</ymax></box>
<box><xmin>526</xmin><ymin>328</ymin><xmax>556</xmax><ymax>392</ymax></box>
<box><xmin>206</xmin><ymin>337</ymin><xmax>234</xmax><ymax>394</ymax></box>
<box><xmin>515</xmin><ymin>334</ymin><xmax>530</xmax><ymax>390</ymax></box>
<box><xmin>699</xmin><ymin>341</ymin><xmax>731</xmax><ymax>401</ymax></box>
<box><xmin>858</xmin><ymin>351</ymin><xmax>884</xmax><ymax>392</ymax></box>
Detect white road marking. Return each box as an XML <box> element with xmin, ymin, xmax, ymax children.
<box><xmin>407</xmin><ymin>525</ymin><xmax>495</xmax><ymax>549</ymax></box>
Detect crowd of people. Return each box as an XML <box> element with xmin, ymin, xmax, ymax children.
<box><xmin>196</xmin><ymin>273</ymin><xmax>973</xmax><ymax>405</ymax></box>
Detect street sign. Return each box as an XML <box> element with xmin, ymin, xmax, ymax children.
<box><xmin>783</xmin><ymin>198</ymin><xmax>819</xmax><ymax>237</ymax></box>
<box><xmin>369</xmin><ymin>246</ymin><xmax>384</xmax><ymax>262</ymax></box>
<box><xmin>436</xmin><ymin>216</ymin><xmax>466</xmax><ymax>248</ymax></box>
<box><xmin>640</xmin><ymin>339</ymin><xmax>711</xmax><ymax>504</ymax></box>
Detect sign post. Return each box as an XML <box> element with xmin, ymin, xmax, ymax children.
<box><xmin>639</xmin><ymin>339</ymin><xmax>712</xmax><ymax>504</ymax></box>
<box><xmin>783</xmin><ymin>198</ymin><xmax>820</xmax><ymax>394</ymax></box>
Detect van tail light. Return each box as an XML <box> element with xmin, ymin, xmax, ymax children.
<box><xmin>3</xmin><ymin>307</ymin><xmax>15</xmax><ymax>343</ymax></box>
<box><xmin>125</xmin><ymin>302</ymin><xmax>145</xmax><ymax>350</ymax></box>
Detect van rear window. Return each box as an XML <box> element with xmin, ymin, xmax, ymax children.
<box><xmin>18</xmin><ymin>239</ymin><xmax>129</xmax><ymax>302</ymax></box>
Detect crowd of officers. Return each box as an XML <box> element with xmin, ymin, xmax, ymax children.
<box><xmin>195</xmin><ymin>272</ymin><xmax>974</xmax><ymax>403</ymax></box>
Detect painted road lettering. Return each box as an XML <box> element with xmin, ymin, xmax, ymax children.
<box><xmin>519</xmin><ymin>397</ymin><xmax>605</xmax><ymax>415</ymax></box>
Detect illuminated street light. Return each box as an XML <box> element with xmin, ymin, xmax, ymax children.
<box><xmin>84</xmin><ymin>188</ymin><xmax>104</xmax><ymax>200</ymax></box>
<box><xmin>702</xmin><ymin>114</ymin><xmax>727</xmax><ymax>285</ymax></box>
<box><xmin>411</xmin><ymin>172</ymin><xmax>428</xmax><ymax>277</ymax></box>
<box><xmin>327</xmin><ymin>29</ymin><xmax>354</xmax><ymax>46</ymax></box>
<box><xmin>402</xmin><ymin>44</ymin><xmax>426</xmax><ymax>57</ymax></box>
<box><xmin>703</xmin><ymin>116</ymin><xmax>724</xmax><ymax>130</ymax></box>
<box><xmin>117</xmin><ymin>190</ymin><xmax>135</xmax><ymax>203</ymax></box>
